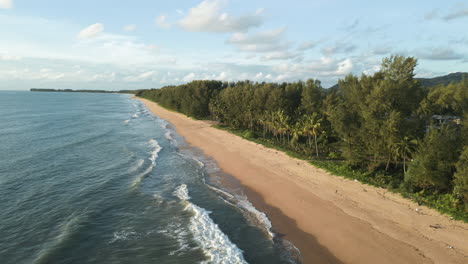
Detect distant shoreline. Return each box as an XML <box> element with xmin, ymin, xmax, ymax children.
<box><xmin>135</xmin><ymin>96</ymin><xmax>468</xmax><ymax>264</ymax></box>
<box><xmin>30</xmin><ymin>88</ymin><xmax>134</xmax><ymax>94</ymax></box>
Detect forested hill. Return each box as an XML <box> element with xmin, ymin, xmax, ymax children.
<box><xmin>418</xmin><ymin>72</ymin><xmax>468</xmax><ymax>88</ymax></box>
<box><xmin>328</xmin><ymin>72</ymin><xmax>467</xmax><ymax>90</ymax></box>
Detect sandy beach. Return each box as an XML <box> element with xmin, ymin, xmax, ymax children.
<box><xmin>136</xmin><ymin>97</ymin><xmax>468</xmax><ymax>264</ymax></box>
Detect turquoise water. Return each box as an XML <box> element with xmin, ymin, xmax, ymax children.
<box><xmin>0</xmin><ymin>91</ymin><xmax>299</xmax><ymax>264</ymax></box>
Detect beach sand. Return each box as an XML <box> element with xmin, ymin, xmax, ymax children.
<box><xmin>136</xmin><ymin>97</ymin><xmax>468</xmax><ymax>264</ymax></box>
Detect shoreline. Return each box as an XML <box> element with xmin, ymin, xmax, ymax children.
<box><xmin>136</xmin><ymin>97</ymin><xmax>468</xmax><ymax>264</ymax></box>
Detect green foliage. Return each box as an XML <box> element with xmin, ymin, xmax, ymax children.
<box><xmin>454</xmin><ymin>146</ymin><xmax>468</xmax><ymax>211</ymax></box>
<box><xmin>418</xmin><ymin>78</ymin><xmax>468</xmax><ymax>117</ymax></box>
<box><xmin>137</xmin><ymin>80</ymin><xmax>225</xmax><ymax>119</ymax></box>
<box><xmin>137</xmin><ymin>56</ymin><xmax>468</xmax><ymax>220</ymax></box>
<box><xmin>406</xmin><ymin>126</ymin><xmax>462</xmax><ymax>192</ymax></box>
<box><xmin>242</xmin><ymin>130</ymin><xmax>257</xmax><ymax>139</ymax></box>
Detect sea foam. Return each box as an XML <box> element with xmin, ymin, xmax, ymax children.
<box><xmin>174</xmin><ymin>184</ymin><xmax>247</xmax><ymax>264</ymax></box>
<box><xmin>236</xmin><ymin>198</ymin><xmax>274</xmax><ymax>238</ymax></box>
<box><xmin>205</xmin><ymin>184</ymin><xmax>274</xmax><ymax>238</ymax></box>
<box><xmin>148</xmin><ymin>139</ymin><xmax>162</xmax><ymax>165</ymax></box>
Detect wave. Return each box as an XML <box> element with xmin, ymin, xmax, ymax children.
<box><xmin>148</xmin><ymin>139</ymin><xmax>162</xmax><ymax>165</ymax></box>
<box><xmin>164</xmin><ymin>131</ymin><xmax>173</xmax><ymax>140</ymax></box>
<box><xmin>132</xmin><ymin>113</ymin><xmax>139</xmax><ymax>119</ymax></box>
<box><xmin>160</xmin><ymin>120</ymin><xmax>170</xmax><ymax>129</ymax></box>
<box><xmin>206</xmin><ymin>184</ymin><xmax>274</xmax><ymax>238</ymax></box>
<box><xmin>131</xmin><ymin>140</ymin><xmax>162</xmax><ymax>188</ymax></box>
<box><xmin>131</xmin><ymin>164</ymin><xmax>154</xmax><ymax>187</ymax></box>
<box><xmin>109</xmin><ymin>228</ymin><xmax>139</xmax><ymax>244</ymax></box>
<box><xmin>128</xmin><ymin>159</ymin><xmax>144</xmax><ymax>173</ymax></box>
<box><xmin>33</xmin><ymin>214</ymin><xmax>83</xmax><ymax>264</ymax></box>
<box><xmin>192</xmin><ymin>157</ymin><xmax>204</xmax><ymax>168</ymax></box>
<box><xmin>236</xmin><ymin>198</ymin><xmax>274</xmax><ymax>238</ymax></box>
<box><xmin>177</xmin><ymin>153</ymin><xmax>205</xmax><ymax>168</ymax></box>
<box><xmin>174</xmin><ymin>184</ymin><xmax>247</xmax><ymax>264</ymax></box>
<box><xmin>123</xmin><ymin>119</ymin><xmax>130</xmax><ymax>124</ymax></box>
<box><xmin>157</xmin><ymin>220</ymin><xmax>193</xmax><ymax>256</ymax></box>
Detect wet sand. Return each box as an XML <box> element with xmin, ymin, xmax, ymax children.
<box><xmin>137</xmin><ymin>97</ymin><xmax>468</xmax><ymax>264</ymax></box>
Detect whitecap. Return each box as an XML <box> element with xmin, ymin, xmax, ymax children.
<box><xmin>192</xmin><ymin>157</ymin><xmax>204</xmax><ymax>168</ymax></box>
<box><xmin>164</xmin><ymin>132</ymin><xmax>173</xmax><ymax>140</ymax></box>
<box><xmin>206</xmin><ymin>185</ymin><xmax>274</xmax><ymax>238</ymax></box>
<box><xmin>236</xmin><ymin>198</ymin><xmax>274</xmax><ymax>238</ymax></box>
<box><xmin>174</xmin><ymin>184</ymin><xmax>190</xmax><ymax>201</ymax></box>
<box><xmin>148</xmin><ymin>139</ymin><xmax>162</xmax><ymax>165</ymax></box>
<box><xmin>109</xmin><ymin>229</ymin><xmax>139</xmax><ymax>244</ymax></box>
<box><xmin>131</xmin><ymin>164</ymin><xmax>154</xmax><ymax>187</ymax></box>
<box><xmin>131</xmin><ymin>140</ymin><xmax>162</xmax><ymax>188</ymax></box>
<box><xmin>174</xmin><ymin>184</ymin><xmax>247</xmax><ymax>264</ymax></box>
<box><xmin>157</xmin><ymin>221</ymin><xmax>193</xmax><ymax>256</ymax></box>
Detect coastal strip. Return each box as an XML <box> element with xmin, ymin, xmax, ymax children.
<box><xmin>136</xmin><ymin>97</ymin><xmax>468</xmax><ymax>264</ymax></box>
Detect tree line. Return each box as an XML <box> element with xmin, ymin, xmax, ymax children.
<box><xmin>137</xmin><ymin>56</ymin><xmax>468</xmax><ymax>216</ymax></box>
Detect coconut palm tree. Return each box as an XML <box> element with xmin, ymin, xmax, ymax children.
<box><xmin>304</xmin><ymin>113</ymin><xmax>322</xmax><ymax>157</ymax></box>
<box><xmin>394</xmin><ymin>136</ymin><xmax>418</xmax><ymax>175</ymax></box>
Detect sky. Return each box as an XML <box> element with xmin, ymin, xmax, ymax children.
<box><xmin>0</xmin><ymin>0</ymin><xmax>467</xmax><ymax>90</ymax></box>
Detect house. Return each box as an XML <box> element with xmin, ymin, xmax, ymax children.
<box><xmin>431</xmin><ymin>115</ymin><xmax>462</xmax><ymax>125</ymax></box>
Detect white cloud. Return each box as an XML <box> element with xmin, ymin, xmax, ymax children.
<box><xmin>123</xmin><ymin>24</ymin><xmax>136</xmax><ymax>32</ymax></box>
<box><xmin>227</xmin><ymin>27</ymin><xmax>296</xmax><ymax>60</ymax></box>
<box><xmin>255</xmin><ymin>72</ymin><xmax>263</xmax><ymax>79</ymax></box>
<box><xmin>178</xmin><ymin>0</ymin><xmax>263</xmax><ymax>33</ymax></box>
<box><xmin>321</xmin><ymin>42</ymin><xmax>357</xmax><ymax>56</ymax></box>
<box><xmin>183</xmin><ymin>72</ymin><xmax>196</xmax><ymax>82</ymax></box>
<box><xmin>215</xmin><ymin>71</ymin><xmax>228</xmax><ymax>81</ymax></box>
<box><xmin>444</xmin><ymin>8</ymin><xmax>468</xmax><ymax>21</ymax></box>
<box><xmin>227</xmin><ymin>27</ymin><xmax>287</xmax><ymax>52</ymax></box>
<box><xmin>297</xmin><ymin>41</ymin><xmax>317</xmax><ymax>51</ymax></box>
<box><xmin>424</xmin><ymin>4</ymin><xmax>468</xmax><ymax>21</ymax></box>
<box><xmin>261</xmin><ymin>51</ymin><xmax>301</xmax><ymax>61</ymax></box>
<box><xmin>0</xmin><ymin>54</ymin><xmax>21</xmax><ymax>61</ymax></box>
<box><xmin>334</xmin><ymin>59</ymin><xmax>353</xmax><ymax>75</ymax></box>
<box><xmin>416</xmin><ymin>47</ymin><xmax>465</xmax><ymax>61</ymax></box>
<box><xmin>124</xmin><ymin>71</ymin><xmax>157</xmax><ymax>82</ymax></box>
<box><xmin>156</xmin><ymin>15</ymin><xmax>171</xmax><ymax>29</ymax></box>
<box><xmin>77</xmin><ymin>23</ymin><xmax>104</xmax><ymax>39</ymax></box>
<box><xmin>271</xmin><ymin>57</ymin><xmax>354</xmax><ymax>81</ymax></box>
<box><xmin>0</xmin><ymin>0</ymin><xmax>12</xmax><ymax>9</ymax></box>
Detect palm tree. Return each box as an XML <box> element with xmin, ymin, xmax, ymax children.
<box><xmin>290</xmin><ymin>122</ymin><xmax>303</xmax><ymax>149</ymax></box>
<box><xmin>304</xmin><ymin>113</ymin><xmax>322</xmax><ymax>157</ymax></box>
<box><xmin>258</xmin><ymin>112</ymin><xmax>268</xmax><ymax>138</ymax></box>
<box><xmin>394</xmin><ymin>136</ymin><xmax>418</xmax><ymax>175</ymax></box>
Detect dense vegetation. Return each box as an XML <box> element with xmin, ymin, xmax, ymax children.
<box><xmin>137</xmin><ymin>56</ymin><xmax>468</xmax><ymax>219</ymax></box>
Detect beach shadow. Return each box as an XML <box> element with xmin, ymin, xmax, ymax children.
<box><xmin>243</xmin><ymin>186</ymin><xmax>344</xmax><ymax>264</ymax></box>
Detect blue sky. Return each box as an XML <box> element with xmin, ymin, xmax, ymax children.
<box><xmin>0</xmin><ymin>0</ymin><xmax>467</xmax><ymax>90</ymax></box>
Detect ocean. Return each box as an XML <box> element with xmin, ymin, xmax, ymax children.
<box><xmin>0</xmin><ymin>91</ymin><xmax>300</xmax><ymax>264</ymax></box>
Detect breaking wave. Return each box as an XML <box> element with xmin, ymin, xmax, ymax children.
<box><xmin>174</xmin><ymin>184</ymin><xmax>247</xmax><ymax>264</ymax></box>
<box><xmin>131</xmin><ymin>140</ymin><xmax>162</xmax><ymax>187</ymax></box>
<box><xmin>148</xmin><ymin>139</ymin><xmax>162</xmax><ymax>165</ymax></box>
<box><xmin>206</xmin><ymin>184</ymin><xmax>274</xmax><ymax>238</ymax></box>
